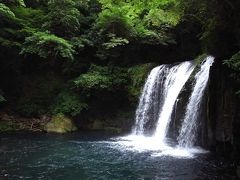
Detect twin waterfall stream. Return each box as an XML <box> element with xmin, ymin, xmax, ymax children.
<box><xmin>117</xmin><ymin>56</ymin><xmax>214</xmax><ymax>158</ymax></box>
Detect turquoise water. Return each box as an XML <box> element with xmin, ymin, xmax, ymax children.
<box><xmin>0</xmin><ymin>132</ymin><xmax>238</xmax><ymax>179</ymax></box>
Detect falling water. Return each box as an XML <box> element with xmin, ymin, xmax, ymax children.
<box><xmin>178</xmin><ymin>56</ymin><xmax>214</xmax><ymax>147</ymax></box>
<box><xmin>153</xmin><ymin>61</ymin><xmax>195</xmax><ymax>144</ymax></box>
<box><xmin>118</xmin><ymin>58</ymin><xmax>214</xmax><ymax>157</ymax></box>
<box><xmin>132</xmin><ymin>61</ymin><xmax>195</xmax><ymax>145</ymax></box>
<box><xmin>132</xmin><ymin>66</ymin><xmax>165</xmax><ymax>135</ymax></box>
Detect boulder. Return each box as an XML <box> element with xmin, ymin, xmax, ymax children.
<box><xmin>44</xmin><ymin>114</ymin><xmax>77</xmax><ymax>133</ymax></box>
<box><xmin>104</xmin><ymin>127</ymin><xmax>122</xmax><ymax>134</ymax></box>
<box><xmin>92</xmin><ymin>120</ymin><xmax>104</xmax><ymax>130</ymax></box>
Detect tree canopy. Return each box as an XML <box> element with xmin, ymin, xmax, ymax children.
<box><xmin>0</xmin><ymin>0</ymin><xmax>239</xmax><ymax>118</ymax></box>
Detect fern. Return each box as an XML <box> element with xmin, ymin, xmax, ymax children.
<box><xmin>21</xmin><ymin>31</ymin><xmax>75</xmax><ymax>60</ymax></box>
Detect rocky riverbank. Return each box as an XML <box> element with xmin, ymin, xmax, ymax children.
<box><xmin>0</xmin><ymin>111</ymin><xmax>132</xmax><ymax>134</ymax></box>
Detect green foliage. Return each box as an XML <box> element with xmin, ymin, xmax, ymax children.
<box><xmin>71</xmin><ymin>36</ymin><xmax>93</xmax><ymax>51</ymax></box>
<box><xmin>0</xmin><ymin>121</ymin><xmax>14</xmax><ymax>132</ymax></box>
<box><xmin>0</xmin><ymin>95</ymin><xmax>5</xmax><ymax>103</ymax></box>
<box><xmin>0</xmin><ymin>3</ymin><xmax>15</xmax><ymax>19</ymax></box>
<box><xmin>2</xmin><ymin>0</ymin><xmax>239</xmax><ymax>123</ymax></box>
<box><xmin>51</xmin><ymin>90</ymin><xmax>88</xmax><ymax>117</ymax></box>
<box><xmin>127</xmin><ymin>64</ymin><xmax>153</xmax><ymax>103</ymax></box>
<box><xmin>0</xmin><ymin>0</ymin><xmax>182</xmax><ymax>62</ymax></box>
<box><xmin>12</xmin><ymin>6</ymin><xmax>46</xmax><ymax>29</ymax></box>
<box><xmin>74</xmin><ymin>64</ymin><xmax>128</xmax><ymax>93</ymax></box>
<box><xmin>96</xmin><ymin>5</ymin><xmax>134</xmax><ymax>37</ymax></box>
<box><xmin>14</xmin><ymin>75</ymin><xmax>88</xmax><ymax>117</ymax></box>
<box><xmin>180</xmin><ymin>0</ymin><xmax>240</xmax><ymax>58</ymax></box>
<box><xmin>17</xmin><ymin>0</ymin><xmax>25</xmax><ymax>7</ymax></box>
<box><xmin>90</xmin><ymin>0</ymin><xmax>180</xmax><ymax>60</ymax></box>
<box><xmin>195</xmin><ymin>54</ymin><xmax>208</xmax><ymax>64</ymax></box>
<box><xmin>224</xmin><ymin>51</ymin><xmax>240</xmax><ymax>72</ymax></box>
<box><xmin>0</xmin><ymin>89</ymin><xmax>6</xmax><ymax>104</ymax></box>
<box><xmin>16</xmin><ymin>98</ymin><xmax>46</xmax><ymax>117</ymax></box>
<box><xmin>75</xmin><ymin>71</ymin><xmax>112</xmax><ymax>90</ymax></box>
<box><xmin>193</xmin><ymin>54</ymin><xmax>208</xmax><ymax>72</ymax></box>
<box><xmin>97</xmin><ymin>0</ymin><xmax>180</xmax><ymax>45</ymax></box>
<box><xmin>103</xmin><ymin>33</ymin><xmax>129</xmax><ymax>50</ymax></box>
<box><xmin>224</xmin><ymin>51</ymin><xmax>240</xmax><ymax>95</ymax></box>
<box><xmin>223</xmin><ymin>51</ymin><xmax>240</xmax><ymax>96</ymax></box>
<box><xmin>44</xmin><ymin>0</ymin><xmax>81</xmax><ymax>37</ymax></box>
<box><xmin>145</xmin><ymin>8</ymin><xmax>180</xmax><ymax>27</ymax></box>
<box><xmin>0</xmin><ymin>0</ymin><xmax>25</xmax><ymax>7</ymax></box>
<box><xmin>0</xmin><ymin>28</ymin><xmax>21</xmax><ymax>48</ymax></box>
<box><xmin>15</xmin><ymin>75</ymin><xmax>62</xmax><ymax>117</ymax></box>
<box><xmin>99</xmin><ymin>0</ymin><xmax>180</xmax><ymax>27</ymax></box>
<box><xmin>0</xmin><ymin>4</ymin><xmax>22</xmax><ymax>49</ymax></box>
<box><xmin>21</xmin><ymin>31</ymin><xmax>75</xmax><ymax>60</ymax></box>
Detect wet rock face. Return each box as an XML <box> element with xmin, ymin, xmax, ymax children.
<box><xmin>44</xmin><ymin>114</ymin><xmax>77</xmax><ymax>133</ymax></box>
<box><xmin>208</xmin><ymin>61</ymin><xmax>240</xmax><ymax>157</ymax></box>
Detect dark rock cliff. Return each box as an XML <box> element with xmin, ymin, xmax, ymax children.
<box><xmin>208</xmin><ymin>60</ymin><xmax>240</xmax><ymax>160</ymax></box>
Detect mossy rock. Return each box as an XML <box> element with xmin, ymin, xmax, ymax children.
<box><xmin>104</xmin><ymin>127</ymin><xmax>122</xmax><ymax>134</ymax></box>
<box><xmin>92</xmin><ymin>120</ymin><xmax>104</xmax><ymax>130</ymax></box>
<box><xmin>0</xmin><ymin>121</ymin><xmax>14</xmax><ymax>132</ymax></box>
<box><xmin>237</xmin><ymin>166</ymin><xmax>240</xmax><ymax>178</ymax></box>
<box><xmin>44</xmin><ymin>114</ymin><xmax>77</xmax><ymax>133</ymax></box>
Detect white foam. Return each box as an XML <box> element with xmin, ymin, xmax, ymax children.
<box><xmin>109</xmin><ymin>135</ymin><xmax>208</xmax><ymax>158</ymax></box>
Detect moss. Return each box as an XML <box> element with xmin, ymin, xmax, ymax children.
<box><xmin>0</xmin><ymin>95</ymin><xmax>5</xmax><ymax>103</ymax></box>
<box><xmin>127</xmin><ymin>63</ymin><xmax>156</xmax><ymax>105</ymax></box>
<box><xmin>195</xmin><ymin>54</ymin><xmax>209</xmax><ymax>66</ymax></box>
<box><xmin>92</xmin><ymin>120</ymin><xmax>104</xmax><ymax>130</ymax></box>
<box><xmin>189</xmin><ymin>53</ymin><xmax>209</xmax><ymax>81</ymax></box>
<box><xmin>0</xmin><ymin>121</ymin><xmax>14</xmax><ymax>132</ymax></box>
<box><xmin>104</xmin><ymin>127</ymin><xmax>122</xmax><ymax>134</ymax></box>
<box><xmin>44</xmin><ymin>114</ymin><xmax>77</xmax><ymax>133</ymax></box>
<box><xmin>90</xmin><ymin>119</ymin><xmax>122</xmax><ymax>133</ymax></box>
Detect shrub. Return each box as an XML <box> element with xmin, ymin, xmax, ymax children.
<box><xmin>21</xmin><ymin>31</ymin><xmax>75</xmax><ymax>60</ymax></box>
<box><xmin>0</xmin><ymin>94</ymin><xmax>5</xmax><ymax>103</ymax></box>
<box><xmin>15</xmin><ymin>75</ymin><xmax>62</xmax><ymax>117</ymax></box>
<box><xmin>51</xmin><ymin>90</ymin><xmax>88</xmax><ymax>117</ymax></box>
<box><xmin>74</xmin><ymin>64</ymin><xmax>128</xmax><ymax>93</ymax></box>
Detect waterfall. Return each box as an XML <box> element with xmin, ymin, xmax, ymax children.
<box><xmin>132</xmin><ymin>61</ymin><xmax>195</xmax><ymax>145</ymax></box>
<box><xmin>116</xmin><ymin>57</ymin><xmax>214</xmax><ymax>157</ymax></box>
<box><xmin>132</xmin><ymin>65</ymin><xmax>166</xmax><ymax>135</ymax></box>
<box><xmin>177</xmin><ymin>56</ymin><xmax>214</xmax><ymax>147</ymax></box>
<box><xmin>153</xmin><ymin>61</ymin><xmax>195</xmax><ymax>144</ymax></box>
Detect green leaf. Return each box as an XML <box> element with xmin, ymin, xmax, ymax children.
<box><xmin>0</xmin><ymin>95</ymin><xmax>6</xmax><ymax>103</ymax></box>
<box><xmin>74</xmin><ymin>64</ymin><xmax>128</xmax><ymax>93</ymax></box>
<box><xmin>103</xmin><ymin>33</ymin><xmax>129</xmax><ymax>50</ymax></box>
<box><xmin>0</xmin><ymin>3</ymin><xmax>15</xmax><ymax>19</ymax></box>
<box><xmin>51</xmin><ymin>90</ymin><xmax>88</xmax><ymax>117</ymax></box>
<box><xmin>21</xmin><ymin>31</ymin><xmax>75</xmax><ymax>60</ymax></box>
